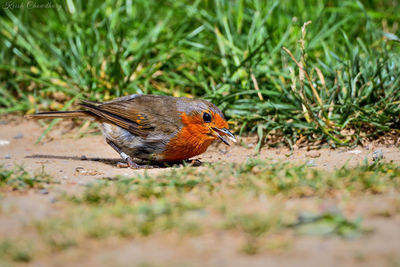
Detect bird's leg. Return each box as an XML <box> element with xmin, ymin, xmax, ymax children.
<box><xmin>105</xmin><ymin>139</ymin><xmax>141</xmax><ymax>169</ymax></box>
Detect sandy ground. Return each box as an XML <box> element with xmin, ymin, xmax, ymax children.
<box><xmin>1</xmin><ymin>118</ymin><xmax>400</xmax><ymax>266</ymax></box>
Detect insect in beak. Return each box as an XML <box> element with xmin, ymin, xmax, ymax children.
<box><xmin>211</xmin><ymin>127</ymin><xmax>236</xmax><ymax>146</ymax></box>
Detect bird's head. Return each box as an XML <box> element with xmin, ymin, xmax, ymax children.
<box><xmin>178</xmin><ymin>99</ymin><xmax>236</xmax><ymax>146</ymax></box>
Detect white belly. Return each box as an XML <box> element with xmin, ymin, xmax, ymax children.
<box><xmin>99</xmin><ymin>122</ymin><xmax>170</xmax><ymax>161</ymax></box>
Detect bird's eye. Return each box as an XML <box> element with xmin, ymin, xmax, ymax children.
<box><xmin>203</xmin><ymin>112</ymin><xmax>212</xmax><ymax>123</ymax></box>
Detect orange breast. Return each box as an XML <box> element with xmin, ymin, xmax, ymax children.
<box><xmin>162</xmin><ymin>113</ymin><xmax>215</xmax><ymax>161</ymax></box>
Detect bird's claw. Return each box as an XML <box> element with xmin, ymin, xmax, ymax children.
<box><xmin>117</xmin><ymin>157</ymin><xmax>158</xmax><ymax>169</ymax></box>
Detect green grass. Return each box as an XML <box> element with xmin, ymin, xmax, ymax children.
<box><xmin>0</xmin><ymin>165</ymin><xmax>54</xmax><ymax>191</ymax></box>
<box><xmin>0</xmin><ymin>240</ymin><xmax>32</xmax><ymax>263</ymax></box>
<box><xmin>0</xmin><ymin>0</ymin><xmax>399</xmax><ymax>146</ymax></box>
<box><xmin>1</xmin><ymin>159</ymin><xmax>399</xmax><ymax>263</ymax></box>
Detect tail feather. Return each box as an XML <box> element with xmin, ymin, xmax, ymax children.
<box><xmin>25</xmin><ymin>110</ymin><xmax>92</xmax><ymax>120</ymax></box>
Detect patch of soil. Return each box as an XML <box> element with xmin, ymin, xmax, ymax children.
<box><xmin>1</xmin><ymin>118</ymin><xmax>398</xmax><ymax>178</ymax></box>
<box><xmin>1</xmin><ymin>118</ymin><xmax>400</xmax><ymax>266</ymax></box>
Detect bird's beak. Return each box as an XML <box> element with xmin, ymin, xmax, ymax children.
<box><xmin>211</xmin><ymin>127</ymin><xmax>236</xmax><ymax>146</ymax></box>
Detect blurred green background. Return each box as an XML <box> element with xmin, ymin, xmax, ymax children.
<box><xmin>0</xmin><ymin>0</ymin><xmax>399</xmax><ymax>147</ymax></box>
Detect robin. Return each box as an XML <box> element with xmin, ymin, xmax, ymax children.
<box><xmin>27</xmin><ymin>94</ymin><xmax>236</xmax><ymax>168</ymax></box>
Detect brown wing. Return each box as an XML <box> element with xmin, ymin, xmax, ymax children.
<box><xmin>80</xmin><ymin>98</ymin><xmax>155</xmax><ymax>137</ymax></box>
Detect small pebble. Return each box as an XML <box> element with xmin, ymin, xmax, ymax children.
<box><xmin>0</xmin><ymin>140</ymin><xmax>10</xmax><ymax>146</ymax></box>
<box><xmin>75</xmin><ymin>167</ymin><xmax>99</xmax><ymax>175</ymax></box>
<box><xmin>13</xmin><ymin>133</ymin><xmax>24</xmax><ymax>139</ymax></box>
<box><xmin>306</xmin><ymin>159</ymin><xmax>317</xmax><ymax>167</ymax></box>
<box><xmin>307</xmin><ymin>151</ymin><xmax>321</xmax><ymax>158</ymax></box>
<box><xmin>77</xmin><ymin>181</ymin><xmax>86</xmax><ymax>185</ymax></box>
<box><xmin>38</xmin><ymin>189</ymin><xmax>49</xmax><ymax>195</ymax></box>
<box><xmin>4</xmin><ymin>154</ymin><xmax>11</xmax><ymax>159</ymax></box>
<box><xmin>80</xmin><ymin>155</ymin><xmax>88</xmax><ymax>160</ymax></box>
<box><xmin>189</xmin><ymin>159</ymin><xmax>202</xmax><ymax>167</ymax></box>
<box><xmin>348</xmin><ymin>150</ymin><xmax>362</xmax><ymax>154</ymax></box>
<box><xmin>62</xmin><ymin>175</ymin><xmax>69</xmax><ymax>180</ymax></box>
<box><xmin>3</xmin><ymin>163</ymin><xmax>12</xmax><ymax>169</ymax></box>
<box><xmin>103</xmin><ymin>176</ymin><xmax>118</xmax><ymax>181</ymax></box>
<box><xmin>218</xmin><ymin>148</ymin><xmax>228</xmax><ymax>154</ymax></box>
<box><xmin>372</xmin><ymin>149</ymin><xmax>384</xmax><ymax>161</ymax></box>
<box><xmin>75</xmin><ymin>167</ymin><xmax>86</xmax><ymax>173</ymax></box>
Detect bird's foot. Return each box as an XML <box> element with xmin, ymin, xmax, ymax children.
<box><xmin>117</xmin><ymin>157</ymin><xmax>162</xmax><ymax>169</ymax></box>
<box><xmin>125</xmin><ymin>157</ymin><xmax>142</xmax><ymax>168</ymax></box>
<box><xmin>116</xmin><ymin>157</ymin><xmax>201</xmax><ymax>169</ymax></box>
<box><xmin>106</xmin><ymin>138</ymin><xmax>153</xmax><ymax>169</ymax></box>
<box><xmin>116</xmin><ymin>157</ymin><xmax>157</xmax><ymax>169</ymax></box>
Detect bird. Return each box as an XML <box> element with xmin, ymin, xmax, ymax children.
<box><xmin>26</xmin><ymin>94</ymin><xmax>236</xmax><ymax>168</ymax></box>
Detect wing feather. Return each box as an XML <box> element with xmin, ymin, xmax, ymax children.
<box><xmin>80</xmin><ymin>100</ymin><xmax>154</xmax><ymax>137</ymax></box>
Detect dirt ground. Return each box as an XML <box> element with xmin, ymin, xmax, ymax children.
<box><xmin>1</xmin><ymin>117</ymin><xmax>400</xmax><ymax>266</ymax></box>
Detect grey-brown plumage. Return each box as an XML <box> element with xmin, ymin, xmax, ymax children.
<box><xmin>27</xmin><ymin>94</ymin><xmax>235</xmax><ymax>168</ymax></box>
